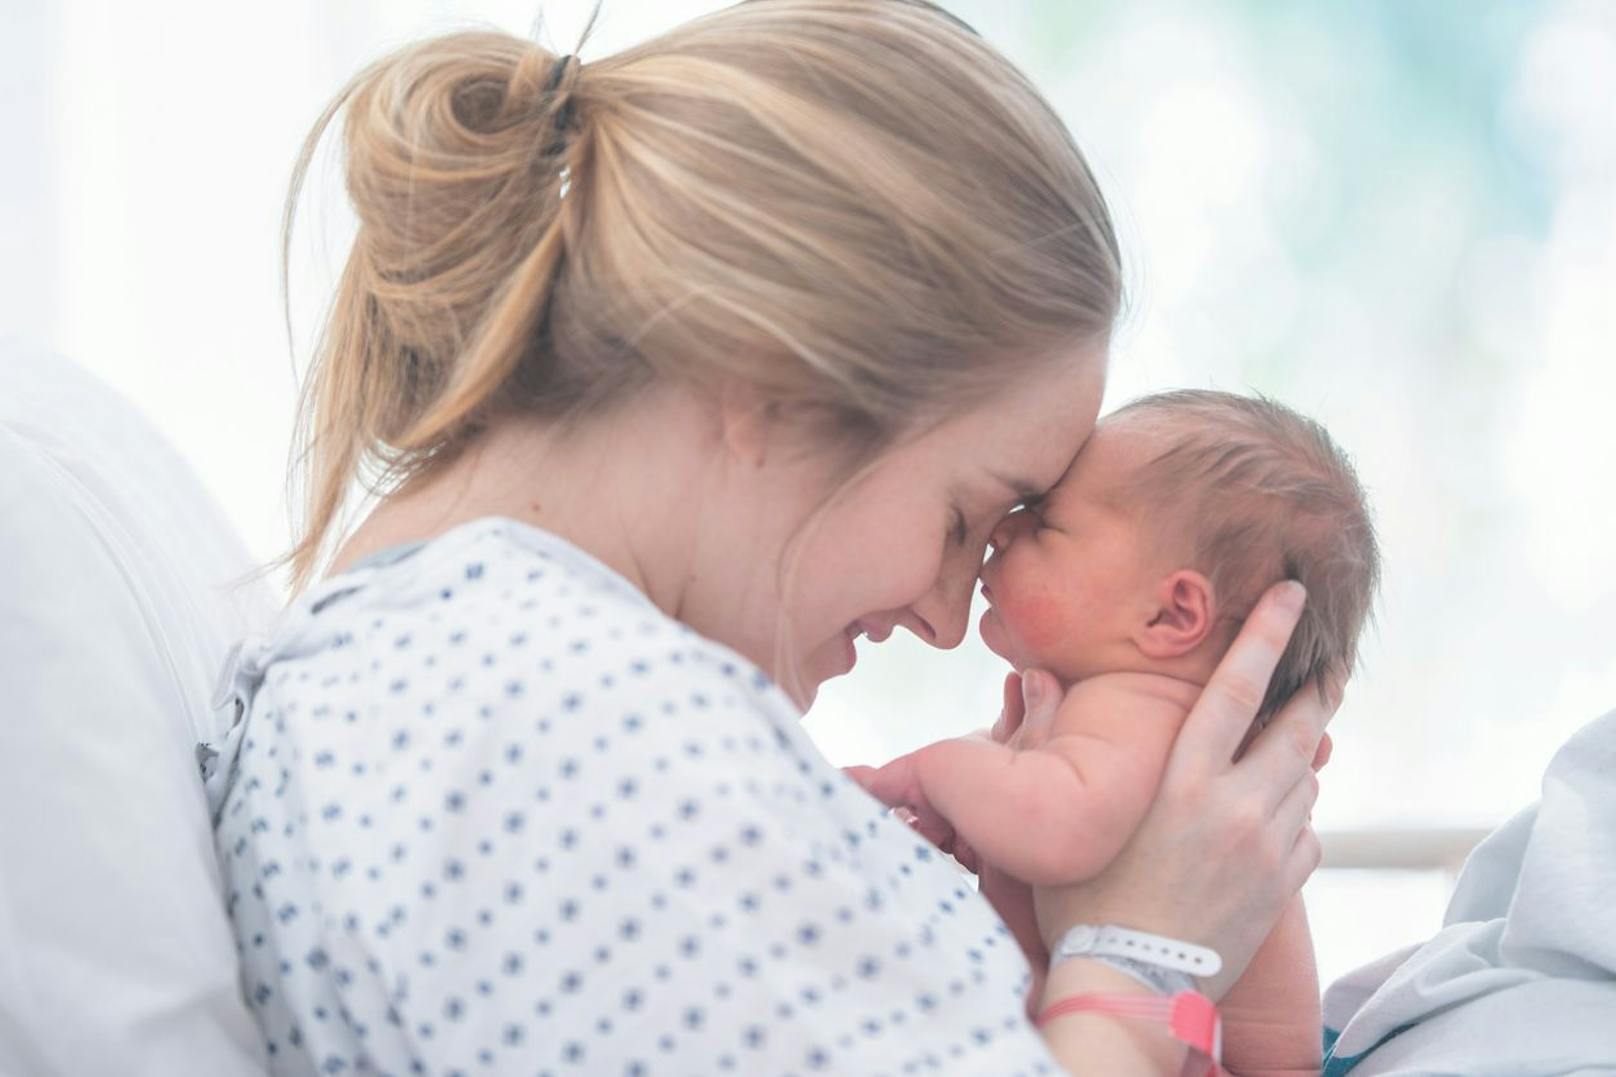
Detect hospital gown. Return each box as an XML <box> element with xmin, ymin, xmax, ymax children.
<box><xmin>204</xmin><ymin>516</ymin><xmax>1059</xmax><ymax>1075</ymax></box>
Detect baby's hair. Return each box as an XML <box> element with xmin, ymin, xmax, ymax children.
<box><xmin>1108</xmin><ymin>390</ymin><xmax>1380</xmax><ymax>723</ymax></box>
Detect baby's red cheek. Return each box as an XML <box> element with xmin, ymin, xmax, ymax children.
<box><xmin>999</xmin><ymin>590</ymin><xmax>1070</xmax><ymax>654</ymax></box>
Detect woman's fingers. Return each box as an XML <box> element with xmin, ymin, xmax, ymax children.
<box><xmin>952</xmin><ymin>836</ymin><xmax>980</xmax><ymax>875</ymax></box>
<box><xmin>1312</xmin><ymin>731</ymin><xmax>1334</xmax><ymax>773</ymax></box>
<box><xmin>1282</xmin><ymin>824</ymin><xmax>1324</xmax><ymax>897</ymax></box>
<box><xmin>1240</xmin><ymin>670</ymin><xmax>1345</xmax><ymax>809</ymax></box>
<box><xmin>1174</xmin><ymin>581</ymin><xmax>1307</xmax><ymax>767</ymax></box>
<box><xmin>1270</xmin><ymin>766</ymin><xmax>1320</xmax><ymax>850</ymax></box>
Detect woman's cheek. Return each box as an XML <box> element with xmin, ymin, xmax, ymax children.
<box><xmin>894</xmin><ymin>542</ymin><xmax>949</xmax><ymax>612</ymax></box>
<box><xmin>824</xmin><ymin>529</ymin><xmax>939</xmax><ymax>626</ymax></box>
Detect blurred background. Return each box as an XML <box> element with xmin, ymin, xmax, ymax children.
<box><xmin>3</xmin><ymin>0</ymin><xmax>1612</xmax><ymax>990</ymax></box>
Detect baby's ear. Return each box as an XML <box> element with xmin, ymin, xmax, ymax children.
<box><xmin>1135</xmin><ymin>570</ymin><xmax>1216</xmax><ymax>658</ymax></box>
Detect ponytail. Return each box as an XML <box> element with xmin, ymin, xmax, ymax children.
<box><xmin>278</xmin><ymin>26</ymin><xmax>594</xmax><ymax>592</ymax></box>
<box><xmin>273</xmin><ymin>2</ymin><xmax>1121</xmax><ymax>595</ymax></box>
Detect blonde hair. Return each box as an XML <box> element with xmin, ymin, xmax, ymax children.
<box><xmin>276</xmin><ymin>0</ymin><xmax>1122</xmax><ymax>593</ymax></box>
<box><xmin>1109</xmin><ymin>390</ymin><xmax>1380</xmax><ymax>722</ymax></box>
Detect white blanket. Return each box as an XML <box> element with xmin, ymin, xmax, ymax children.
<box><xmin>1322</xmin><ymin>708</ymin><xmax>1616</xmax><ymax>1075</ymax></box>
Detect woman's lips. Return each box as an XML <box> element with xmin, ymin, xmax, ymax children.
<box><xmin>837</xmin><ymin>620</ymin><xmax>893</xmax><ymax>674</ymax></box>
<box><xmin>855</xmin><ymin>619</ymin><xmax>892</xmax><ymax>643</ymax></box>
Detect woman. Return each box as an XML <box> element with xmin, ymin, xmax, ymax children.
<box><xmin>208</xmin><ymin>2</ymin><xmax>1333</xmax><ymax>1072</ymax></box>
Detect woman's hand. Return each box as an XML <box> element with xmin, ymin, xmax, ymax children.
<box><xmin>1029</xmin><ymin>580</ymin><xmax>1340</xmax><ymax>1001</ymax></box>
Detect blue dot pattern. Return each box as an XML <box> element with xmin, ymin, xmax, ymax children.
<box><xmin>208</xmin><ymin>517</ymin><xmax>1056</xmax><ymax>1075</ymax></box>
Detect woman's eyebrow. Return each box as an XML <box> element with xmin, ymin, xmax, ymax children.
<box><xmin>986</xmin><ymin>469</ymin><xmax>1044</xmax><ymax>499</ymax></box>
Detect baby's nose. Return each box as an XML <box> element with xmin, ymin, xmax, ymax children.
<box><xmin>988</xmin><ymin>513</ymin><xmax>1023</xmax><ymax>553</ymax></box>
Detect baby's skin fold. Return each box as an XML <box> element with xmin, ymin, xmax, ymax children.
<box><xmin>864</xmin><ymin>672</ymin><xmax>1193</xmax><ymax>887</ymax></box>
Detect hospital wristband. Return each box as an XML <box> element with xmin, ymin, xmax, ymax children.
<box><xmin>1049</xmin><ymin>924</ymin><xmax>1223</xmax><ymax>988</ymax></box>
<box><xmin>1034</xmin><ymin>990</ymin><xmax>1223</xmax><ymax>1076</ymax></box>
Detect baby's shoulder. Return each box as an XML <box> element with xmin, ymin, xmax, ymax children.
<box><xmin>1053</xmin><ymin>672</ymin><xmax>1197</xmax><ymax>745</ymax></box>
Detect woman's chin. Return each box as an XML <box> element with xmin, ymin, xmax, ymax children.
<box><xmin>792</xmin><ymin>633</ymin><xmax>857</xmax><ymax>708</ymax></box>
<box><xmin>785</xmin><ymin>666</ymin><xmax>824</xmax><ymax>710</ymax></box>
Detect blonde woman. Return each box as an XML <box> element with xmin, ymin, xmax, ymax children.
<box><xmin>206</xmin><ymin>2</ymin><xmax>1334</xmax><ymax>1072</ymax></box>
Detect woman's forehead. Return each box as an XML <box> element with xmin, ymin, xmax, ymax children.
<box><xmin>895</xmin><ymin>345</ymin><xmax>1104</xmax><ymax>492</ymax></box>
<box><xmin>995</xmin><ymin>352</ymin><xmax>1107</xmax><ymax>490</ymax></box>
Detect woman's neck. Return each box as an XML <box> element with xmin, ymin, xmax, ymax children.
<box><xmin>326</xmin><ymin>389</ymin><xmax>711</xmax><ymax>620</ymax></box>
<box><xmin>324</xmin><ymin>381</ymin><xmax>832</xmax><ymax>687</ymax></box>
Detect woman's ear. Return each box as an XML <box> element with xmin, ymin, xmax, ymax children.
<box><xmin>1134</xmin><ymin>570</ymin><xmax>1216</xmax><ymax>658</ymax></box>
<box><xmin>717</xmin><ymin>380</ymin><xmax>774</xmax><ymax>468</ymax></box>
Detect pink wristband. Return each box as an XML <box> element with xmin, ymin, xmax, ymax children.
<box><xmin>1034</xmin><ymin>990</ymin><xmax>1223</xmax><ymax>1076</ymax></box>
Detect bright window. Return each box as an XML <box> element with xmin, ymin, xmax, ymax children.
<box><xmin>7</xmin><ymin>0</ymin><xmax>1610</xmax><ymax>995</ymax></box>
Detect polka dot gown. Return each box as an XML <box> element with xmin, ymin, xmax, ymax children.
<box><xmin>206</xmin><ymin>517</ymin><xmax>1057</xmax><ymax>1075</ymax></box>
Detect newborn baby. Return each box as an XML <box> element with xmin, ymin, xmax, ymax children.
<box><xmin>859</xmin><ymin>389</ymin><xmax>1380</xmax><ymax>889</ymax></box>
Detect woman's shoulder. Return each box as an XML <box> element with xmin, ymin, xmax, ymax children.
<box><xmin>214</xmin><ymin>515</ymin><xmax>781</xmax><ymax>767</ymax></box>
<box><xmin>317</xmin><ymin>514</ymin><xmax>666</xmax><ymax>627</ymax></box>
<box><xmin>233</xmin><ymin>516</ymin><xmax>985</xmax><ymax>900</ymax></box>
<box><xmin>241</xmin><ymin>515</ymin><xmax>803</xmax><ymax>766</ymax></box>
<box><xmin>370</xmin><ymin>514</ymin><xmax>788</xmax><ymax>705</ymax></box>
<box><xmin>258</xmin><ymin>515</ymin><xmax>753</xmax><ymax>681</ymax></box>
<box><xmin>215</xmin><ymin>519</ymin><xmax>1051</xmax><ymax>1073</ymax></box>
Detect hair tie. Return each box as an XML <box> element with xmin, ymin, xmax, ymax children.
<box><xmin>544</xmin><ymin>53</ymin><xmax>575</xmax><ymax>93</ymax></box>
<box><xmin>543</xmin><ymin>53</ymin><xmax>578</xmax><ymax>158</ymax></box>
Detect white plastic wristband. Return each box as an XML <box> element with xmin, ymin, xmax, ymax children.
<box><xmin>1050</xmin><ymin>924</ymin><xmax>1223</xmax><ymax>979</ymax></box>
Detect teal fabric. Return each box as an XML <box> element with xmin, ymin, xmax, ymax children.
<box><xmin>1322</xmin><ymin>1024</ymin><xmax>1415</xmax><ymax>1076</ymax></box>
<box><xmin>1321</xmin><ymin>1027</ymin><xmax>1351</xmax><ymax>1075</ymax></box>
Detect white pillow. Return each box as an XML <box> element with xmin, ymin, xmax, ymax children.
<box><xmin>0</xmin><ymin>338</ymin><xmax>272</xmax><ymax>1075</ymax></box>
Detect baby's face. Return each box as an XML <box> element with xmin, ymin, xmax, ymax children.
<box><xmin>978</xmin><ymin>421</ymin><xmax>1159</xmax><ymax>681</ymax></box>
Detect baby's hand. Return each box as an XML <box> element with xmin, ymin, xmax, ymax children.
<box><xmin>995</xmin><ymin>668</ymin><xmax>1067</xmax><ymax>754</ymax></box>
<box><xmin>840</xmin><ymin>668</ymin><xmax>1072</xmax><ymax>879</ymax></box>
<box><xmin>869</xmin><ymin>752</ymin><xmax>960</xmax><ymax>849</ymax></box>
<box><xmin>844</xmin><ymin>754</ymin><xmax>970</xmax><ymax>860</ymax></box>
<box><xmin>840</xmin><ymin>764</ymin><xmax>881</xmax><ymax>793</ymax></box>
<box><xmin>984</xmin><ymin>670</ymin><xmax>1061</xmax><ymax>1007</ymax></box>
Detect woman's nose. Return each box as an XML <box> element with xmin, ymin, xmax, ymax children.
<box><xmin>910</xmin><ymin>543</ymin><xmax>982</xmax><ymax>651</ymax></box>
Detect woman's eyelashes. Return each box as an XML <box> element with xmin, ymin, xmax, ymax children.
<box><xmin>955</xmin><ymin>492</ymin><xmax>1047</xmax><ymax>549</ymax></box>
<box><xmin>1012</xmin><ymin>495</ymin><xmax>1047</xmax><ymax>528</ymax></box>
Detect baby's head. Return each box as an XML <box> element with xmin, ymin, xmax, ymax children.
<box><xmin>979</xmin><ymin>389</ymin><xmax>1379</xmax><ymax>721</ymax></box>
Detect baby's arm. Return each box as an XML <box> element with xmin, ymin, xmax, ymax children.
<box><xmin>868</xmin><ymin>701</ymin><xmax>1175</xmax><ymax>886</ymax></box>
<box><xmin>1217</xmin><ymin>895</ymin><xmax>1324</xmax><ymax>1077</ymax></box>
